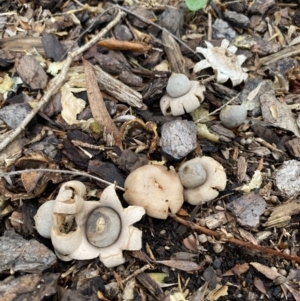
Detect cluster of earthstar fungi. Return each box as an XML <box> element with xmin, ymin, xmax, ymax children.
<box><xmin>35</xmin><ymin>157</ymin><xmax>227</xmax><ymax>267</ymax></box>
<box><xmin>34</xmin><ymin>40</ymin><xmax>249</xmax><ymax>267</ymax></box>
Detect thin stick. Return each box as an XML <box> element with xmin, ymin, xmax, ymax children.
<box><xmin>0</xmin><ymin>10</ymin><xmax>126</xmax><ymax>153</ymax></box>
<box><xmin>122</xmin><ymin>264</ymin><xmax>152</xmax><ymax>284</ymax></box>
<box><xmin>0</xmin><ymin>168</ymin><xmax>125</xmax><ymax>191</ymax></box>
<box><xmin>171</xmin><ymin>214</ymin><xmax>300</xmax><ymax>264</ymax></box>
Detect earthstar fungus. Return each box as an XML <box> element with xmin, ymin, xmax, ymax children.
<box><xmin>34</xmin><ymin>181</ymin><xmax>145</xmax><ymax>268</ymax></box>
<box><xmin>160</xmin><ymin>73</ymin><xmax>206</xmax><ymax>116</ymax></box>
<box><xmin>194</xmin><ymin>39</ymin><xmax>248</xmax><ymax>87</ymax></box>
<box><xmin>178</xmin><ymin>157</ymin><xmax>227</xmax><ymax>205</ymax></box>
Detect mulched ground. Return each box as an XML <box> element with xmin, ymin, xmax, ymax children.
<box><xmin>0</xmin><ymin>0</ymin><xmax>300</xmax><ymax>300</ymax></box>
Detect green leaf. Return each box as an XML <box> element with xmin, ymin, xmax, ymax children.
<box><xmin>185</xmin><ymin>0</ymin><xmax>208</xmax><ymax>11</ymax></box>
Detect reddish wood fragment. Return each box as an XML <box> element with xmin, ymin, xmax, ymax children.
<box><xmin>97</xmin><ymin>39</ymin><xmax>151</xmax><ymax>52</ymax></box>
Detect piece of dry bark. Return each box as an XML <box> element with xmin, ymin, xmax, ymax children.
<box><xmin>0</xmin><ymin>35</ymin><xmax>44</xmax><ymax>54</ymax></box>
<box><xmin>42</xmin><ymin>32</ymin><xmax>65</xmax><ymax>61</ymax></box>
<box><xmin>248</xmin><ymin>0</ymin><xmax>275</xmax><ymax>15</ymax></box>
<box><xmin>260</xmin><ymin>91</ymin><xmax>300</xmax><ymax>138</ymax></box>
<box><xmin>285</xmin><ymin>138</ymin><xmax>300</xmax><ymax>158</ymax></box>
<box><xmin>224</xmin><ymin>10</ymin><xmax>250</xmax><ymax>29</ymax></box>
<box><xmin>162</xmin><ymin>31</ymin><xmax>189</xmax><ymax>76</ymax></box>
<box><xmin>237</xmin><ymin>155</ymin><xmax>247</xmax><ymax>183</ymax></box>
<box><xmin>136</xmin><ymin>272</ymin><xmax>165</xmax><ymax>300</ymax></box>
<box><xmin>0</xmin><ymin>273</ymin><xmax>59</xmax><ymax>301</ymax></box>
<box><xmin>16</xmin><ymin>55</ymin><xmax>48</xmax><ymax>90</ymax></box>
<box><xmin>0</xmin><ymin>230</ymin><xmax>56</xmax><ymax>273</ymax></box>
<box><xmin>119</xmin><ymin>69</ymin><xmax>143</xmax><ymax>86</ymax></box>
<box><xmin>93</xmin><ymin>65</ymin><xmax>143</xmax><ymax>108</ymax></box>
<box><xmin>83</xmin><ymin>58</ymin><xmax>122</xmax><ymax>149</ymax></box>
<box><xmin>226</xmin><ymin>192</ymin><xmax>266</xmax><ymax>228</ymax></box>
<box><xmin>88</xmin><ymin>160</ymin><xmax>125</xmax><ymax>188</ymax></box>
<box><xmin>116</xmin><ymin>149</ymin><xmax>148</xmax><ymax>174</ymax></box>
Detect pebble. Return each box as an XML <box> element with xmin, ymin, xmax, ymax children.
<box><xmin>166</xmin><ymin>73</ymin><xmax>191</xmax><ymax>98</ymax></box>
<box><xmin>276</xmin><ymin>160</ymin><xmax>300</xmax><ymax>197</ymax></box>
<box><xmin>213</xmin><ymin>258</ymin><xmax>222</xmax><ymax>269</ymax></box>
<box><xmin>160</xmin><ymin>120</ymin><xmax>197</xmax><ymax>160</ymax></box>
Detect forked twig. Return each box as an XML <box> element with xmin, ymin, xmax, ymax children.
<box><xmin>0</xmin><ymin>168</ymin><xmax>125</xmax><ymax>191</ymax></box>
<box><xmin>0</xmin><ymin>10</ymin><xmax>126</xmax><ymax>152</ymax></box>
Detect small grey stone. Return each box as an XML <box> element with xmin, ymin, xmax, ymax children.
<box><xmin>213</xmin><ymin>258</ymin><xmax>222</xmax><ymax>269</ymax></box>
<box><xmin>212</xmin><ymin>19</ymin><xmax>237</xmax><ymax>40</ymax></box>
<box><xmin>166</xmin><ymin>73</ymin><xmax>191</xmax><ymax>98</ymax></box>
<box><xmin>0</xmin><ymin>230</ymin><xmax>57</xmax><ymax>273</ymax></box>
<box><xmin>160</xmin><ymin>120</ymin><xmax>197</xmax><ymax>160</ymax></box>
<box><xmin>220</xmin><ymin>105</ymin><xmax>247</xmax><ymax>128</ymax></box>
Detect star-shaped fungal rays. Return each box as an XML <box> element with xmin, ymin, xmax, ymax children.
<box><xmin>194</xmin><ymin>39</ymin><xmax>248</xmax><ymax>87</ymax></box>
<box><xmin>34</xmin><ymin>181</ymin><xmax>145</xmax><ymax>268</ymax></box>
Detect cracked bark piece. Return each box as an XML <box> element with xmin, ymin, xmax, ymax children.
<box><xmin>0</xmin><ymin>230</ymin><xmax>56</xmax><ymax>273</ymax></box>
<box><xmin>16</xmin><ymin>55</ymin><xmax>48</xmax><ymax>90</ymax></box>
<box><xmin>42</xmin><ymin>32</ymin><xmax>65</xmax><ymax>61</ymax></box>
<box><xmin>224</xmin><ymin>10</ymin><xmax>250</xmax><ymax>29</ymax></box>
<box><xmin>88</xmin><ymin>160</ymin><xmax>125</xmax><ymax>188</ymax></box>
<box><xmin>248</xmin><ymin>0</ymin><xmax>275</xmax><ymax>15</ymax></box>
<box><xmin>0</xmin><ymin>273</ymin><xmax>59</xmax><ymax>301</ymax></box>
<box><xmin>226</xmin><ymin>192</ymin><xmax>266</xmax><ymax>228</ymax></box>
<box><xmin>116</xmin><ymin>149</ymin><xmax>148</xmax><ymax>173</ymax></box>
<box><xmin>212</xmin><ymin>19</ymin><xmax>237</xmax><ymax>40</ymax></box>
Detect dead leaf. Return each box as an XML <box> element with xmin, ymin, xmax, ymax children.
<box><xmin>206</xmin><ymin>284</ymin><xmax>228</xmax><ymax>301</ymax></box>
<box><xmin>61</xmin><ymin>83</ymin><xmax>86</xmax><ymax>125</ymax></box>
<box><xmin>222</xmin><ymin>263</ymin><xmax>249</xmax><ymax>276</ymax></box>
<box><xmin>264</xmin><ymin>199</ymin><xmax>300</xmax><ymax>229</ymax></box>
<box><xmin>156</xmin><ymin>260</ymin><xmax>202</xmax><ymax>272</ymax></box>
<box><xmin>83</xmin><ymin>58</ymin><xmax>122</xmax><ymax>149</ymax></box>
<box><xmin>21</xmin><ymin>171</ymin><xmax>44</xmax><ymax>193</ymax></box>
<box><xmin>250</xmin><ymin>262</ymin><xmax>281</xmax><ymax>280</ymax></box>
<box><xmin>260</xmin><ymin>91</ymin><xmax>300</xmax><ymax>137</ymax></box>
<box><xmin>238</xmin><ymin>228</ymin><xmax>258</xmax><ymax>245</ymax></box>
<box><xmin>171</xmin><ymin>252</ymin><xmax>198</xmax><ymax>261</ymax></box>
<box><xmin>284</xmin><ymin>283</ymin><xmax>300</xmax><ymax>301</ymax></box>
<box><xmin>120</xmin><ymin>118</ymin><xmax>158</xmax><ymax>154</ymax></box>
<box><xmin>182</xmin><ymin>235</ymin><xmax>198</xmax><ymax>252</ymax></box>
<box><xmin>240</xmin><ymin>170</ymin><xmax>262</xmax><ymax>193</ymax></box>
<box><xmin>253</xmin><ymin>277</ymin><xmax>267</xmax><ymax>295</ymax></box>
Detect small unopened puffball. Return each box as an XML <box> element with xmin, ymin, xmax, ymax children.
<box><xmin>166</xmin><ymin>73</ymin><xmax>191</xmax><ymax>98</ymax></box>
<box><xmin>178</xmin><ymin>161</ymin><xmax>207</xmax><ymax>188</ymax></box>
<box><xmin>220</xmin><ymin>105</ymin><xmax>247</xmax><ymax>128</ymax></box>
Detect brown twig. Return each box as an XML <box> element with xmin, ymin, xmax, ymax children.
<box><xmin>0</xmin><ymin>10</ymin><xmax>126</xmax><ymax>153</ymax></box>
<box><xmin>0</xmin><ymin>168</ymin><xmax>126</xmax><ymax>191</ymax></box>
<box><xmin>171</xmin><ymin>214</ymin><xmax>300</xmax><ymax>264</ymax></box>
<box><xmin>97</xmin><ymin>39</ymin><xmax>152</xmax><ymax>52</ymax></box>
